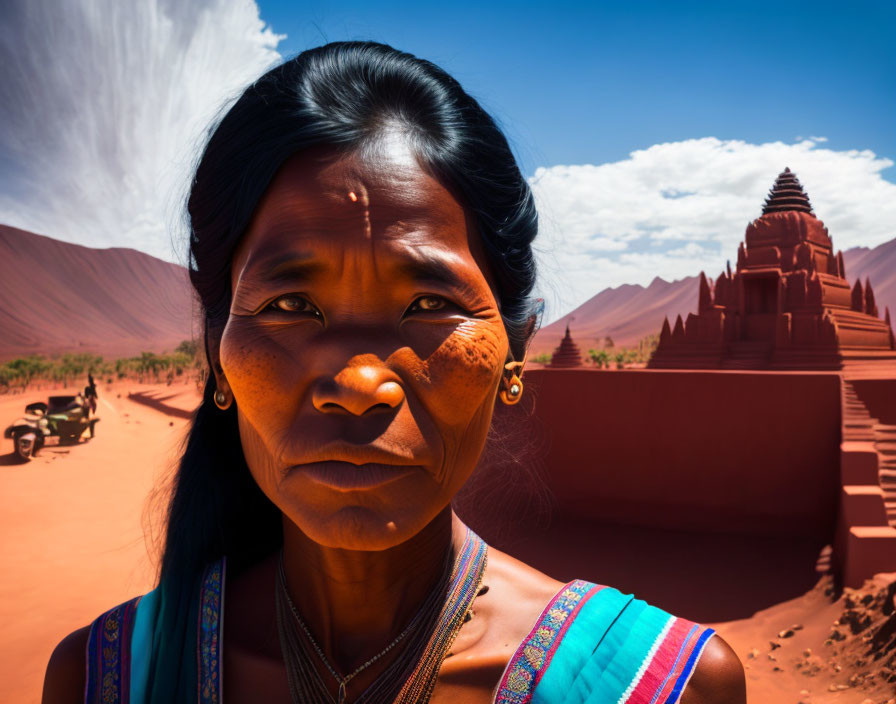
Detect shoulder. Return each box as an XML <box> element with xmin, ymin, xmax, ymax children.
<box><xmin>483</xmin><ymin>544</ymin><xmax>566</xmax><ymax>610</ymax></box>
<box><xmin>442</xmin><ymin>543</ymin><xmax>563</xmax><ymax>659</ymax></box>
<box><xmin>42</xmin><ymin>625</ymin><xmax>89</xmax><ymax>704</ymax></box>
<box><xmin>680</xmin><ymin>633</ymin><xmax>746</xmax><ymax>704</ymax></box>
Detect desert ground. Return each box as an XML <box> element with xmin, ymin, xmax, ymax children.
<box><xmin>1</xmin><ymin>381</ymin><xmax>893</xmax><ymax>703</ymax></box>
<box><xmin>0</xmin><ymin>380</ymin><xmax>196</xmax><ymax>703</ymax></box>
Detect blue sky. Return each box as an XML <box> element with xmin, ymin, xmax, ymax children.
<box><xmin>2</xmin><ymin>0</ymin><xmax>894</xmax><ymax>319</ymax></box>
<box><xmin>256</xmin><ymin>0</ymin><xmax>896</xmax><ymax>180</ymax></box>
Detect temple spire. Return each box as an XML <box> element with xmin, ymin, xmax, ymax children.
<box><xmin>660</xmin><ymin>316</ymin><xmax>672</xmax><ymax>343</ymax></box>
<box><xmin>851</xmin><ymin>279</ymin><xmax>865</xmax><ymax>313</ymax></box>
<box><xmin>865</xmin><ymin>278</ymin><xmax>879</xmax><ymax>318</ymax></box>
<box><xmin>698</xmin><ymin>272</ymin><xmax>713</xmax><ymax>314</ymax></box>
<box><xmin>762</xmin><ymin>167</ymin><xmax>814</xmax><ymax>216</ymax></box>
<box><xmin>672</xmin><ymin>314</ymin><xmax>685</xmax><ymax>340</ymax></box>
<box><xmin>887</xmin><ymin>308</ymin><xmax>896</xmax><ymax>350</ymax></box>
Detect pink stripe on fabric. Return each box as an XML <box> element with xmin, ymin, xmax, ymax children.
<box><xmin>622</xmin><ymin>617</ymin><xmax>695</xmax><ymax>703</ymax></box>
<box><xmin>651</xmin><ymin>623</ymin><xmax>712</xmax><ymax>704</ymax></box>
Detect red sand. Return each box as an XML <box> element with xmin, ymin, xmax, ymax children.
<box><xmin>712</xmin><ymin>573</ymin><xmax>896</xmax><ymax>703</ymax></box>
<box><xmin>2</xmin><ymin>382</ymin><xmax>895</xmax><ymax>703</ymax></box>
<box><xmin>0</xmin><ymin>381</ymin><xmax>197</xmax><ymax>703</ymax></box>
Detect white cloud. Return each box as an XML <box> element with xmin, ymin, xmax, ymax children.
<box><xmin>530</xmin><ymin>137</ymin><xmax>896</xmax><ymax>322</ymax></box>
<box><xmin>0</xmin><ymin>0</ymin><xmax>283</xmax><ymax>265</ymax></box>
<box><xmin>2</xmin><ymin>10</ymin><xmax>893</xmax><ymax>328</ymax></box>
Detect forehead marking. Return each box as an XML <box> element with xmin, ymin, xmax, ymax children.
<box><xmin>361</xmin><ymin>189</ymin><xmax>371</xmax><ymax>240</ymax></box>
<box><xmin>346</xmin><ymin>185</ymin><xmax>371</xmax><ymax>240</ymax></box>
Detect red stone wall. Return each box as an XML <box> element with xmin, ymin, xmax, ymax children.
<box><xmin>518</xmin><ymin>369</ymin><xmax>841</xmax><ymax>536</ymax></box>
<box><xmin>455</xmin><ymin>368</ymin><xmax>844</xmax><ymax>620</ymax></box>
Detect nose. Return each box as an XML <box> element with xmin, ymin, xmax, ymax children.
<box><xmin>311</xmin><ymin>357</ymin><xmax>405</xmax><ymax>416</ymax></box>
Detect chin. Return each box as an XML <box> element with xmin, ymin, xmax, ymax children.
<box><xmin>291</xmin><ymin>503</ymin><xmax>430</xmax><ymax>551</ymax></box>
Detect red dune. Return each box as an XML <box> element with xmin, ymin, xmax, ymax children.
<box><xmin>0</xmin><ymin>225</ymin><xmax>196</xmax><ymax>361</ymax></box>
<box><xmin>531</xmin><ymin>236</ymin><xmax>896</xmax><ymax>357</ymax></box>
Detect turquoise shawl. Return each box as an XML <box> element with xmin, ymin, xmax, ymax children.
<box><xmin>84</xmin><ymin>559</ymin><xmax>714</xmax><ymax>703</ymax></box>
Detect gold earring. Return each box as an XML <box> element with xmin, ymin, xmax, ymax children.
<box><xmin>499</xmin><ymin>361</ymin><xmax>525</xmax><ymax>405</ymax></box>
<box><xmin>214</xmin><ymin>389</ymin><xmax>230</xmax><ymax>410</ymax></box>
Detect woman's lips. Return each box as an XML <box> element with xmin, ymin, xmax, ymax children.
<box><xmin>292</xmin><ymin>460</ymin><xmax>420</xmax><ymax>491</ymax></box>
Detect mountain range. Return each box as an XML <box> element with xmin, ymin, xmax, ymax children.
<box><xmin>0</xmin><ymin>225</ymin><xmax>195</xmax><ymax>361</ymax></box>
<box><xmin>530</xmin><ymin>236</ymin><xmax>896</xmax><ymax>357</ymax></box>
<box><xmin>1</xmin><ymin>224</ymin><xmax>893</xmax><ymax>362</ymax></box>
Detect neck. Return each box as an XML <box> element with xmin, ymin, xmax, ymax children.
<box><xmin>280</xmin><ymin>506</ymin><xmax>468</xmax><ymax>675</ymax></box>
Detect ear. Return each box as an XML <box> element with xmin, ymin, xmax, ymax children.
<box><xmin>204</xmin><ymin>324</ymin><xmax>232</xmax><ymax>399</ymax></box>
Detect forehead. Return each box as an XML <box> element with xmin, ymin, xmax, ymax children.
<box><xmin>232</xmin><ymin>142</ymin><xmax>486</xmax><ymax>276</ymax></box>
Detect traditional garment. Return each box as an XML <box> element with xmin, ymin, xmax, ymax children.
<box><xmin>492</xmin><ymin>580</ymin><xmax>715</xmax><ymax>703</ymax></box>
<box><xmin>84</xmin><ymin>558</ymin><xmax>714</xmax><ymax>704</ymax></box>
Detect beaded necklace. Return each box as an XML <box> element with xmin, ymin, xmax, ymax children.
<box><xmin>274</xmin><ymin>526</ymin><xmax>487</xmax><ymax>704</ymax></box>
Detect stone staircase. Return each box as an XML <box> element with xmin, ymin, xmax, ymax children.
<box><xmin>721</xmin><ymin>342</ymin><xmax>772</xmax><ymax>369</ymax></box>
<box><xmin>842</xmin><ymin>382</ymin><xmax>877</xmax><ymax>442</ymax></box>
<box><xmin>874</xmin><ymin>423</ymin><xmax>896</xmax><ymax>526</ymax></box>
<box><xmin>837</xmin><ymin>378</ymin><xmax>896</xmax><ymax>586</ymax></box>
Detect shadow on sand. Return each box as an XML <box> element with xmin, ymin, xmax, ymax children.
<box><xmin>126</xmin><ymin>391</ymin><xmax>195</xmax><ymax>420</ymax></box>
<box><xmin>0</xmin><ymin>451</ymin><xmax>28</xmax><ymax>466</ymax></box>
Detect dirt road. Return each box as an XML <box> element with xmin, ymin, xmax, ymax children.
<box><xmin>0</xmin><ymin>381</ymin><xmax>200</xmax><ymax>703</ymax></box>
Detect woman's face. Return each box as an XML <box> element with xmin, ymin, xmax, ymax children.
<box><xmin>216</xmin><ymin>140</ymin><xmax>510</xmax><ymax>550</ymax></box>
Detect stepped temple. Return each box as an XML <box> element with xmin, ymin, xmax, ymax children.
<box><xmin>549</xmin><ymin>324</ymin><xmax>584</xmax><ymax>367</ymax></box>
<box><xmin>649</xmin><ymin>168</ymin><xmax>896</xmax><ymax>370</ymax></box>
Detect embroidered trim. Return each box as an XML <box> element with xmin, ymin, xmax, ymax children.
<box><xmin>84</xmin><ymin>597</ymin><xmax>139</xmax><ymax>704</ymax></box>
<box><xmin>197</xmin><ymin>559</ymin><xmax>225</xmax><ymax>704</ymax></box>
<box><xmin>494</xmin><ymin>579</ymin><xmax>602</xmax><ymax>703</ymax></box>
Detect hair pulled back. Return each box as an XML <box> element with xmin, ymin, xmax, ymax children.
<box><xmin>152</xmin><ymin>41</ymin><xmax>539</xmax><ymax>700</ymax></box>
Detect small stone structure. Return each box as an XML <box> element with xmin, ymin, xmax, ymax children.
<box><xmin>649</xmin><ymin>168</ymin><xmax>896</xmax><ymax>371</ymax></box>
<box><xmin>548</xmin><ymin>324</ymin><xmax>584</xmax><ymax>368</ymax></box>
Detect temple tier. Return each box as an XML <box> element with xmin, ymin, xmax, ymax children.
<box><xmin>649</xmin><ymin>168</ymin><xmax>896</xmax><ymax>371</ymax></box>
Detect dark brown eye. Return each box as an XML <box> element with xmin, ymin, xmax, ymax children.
<box><xmin>411</xmin><ymin>296</ymin><xmax>447</xmax><ymax>312</ymax></box>
<box><xmin>268</xmin><ymin>295</ymin><xmax>320</xmax><ymax>316</ymax></box>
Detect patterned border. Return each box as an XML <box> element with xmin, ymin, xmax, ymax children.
<box><xmin>494</xmin><ymin>579</ymin><xmax>602</xmax><ymax>703</ymax></box>
<box><xmin>197</xmin><ymin>559</ymin><xmax>225</xmax><ymax>704</ymax></box>
<box><xmin>84</xmin><ymin>596</ymin><xmax>139</xmax><ymax>704</ymax></box>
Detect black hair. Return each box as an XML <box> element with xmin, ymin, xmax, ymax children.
<box><xmin>152</xmin><ymin>41</ymin><xmax>539</xmax><ymax>699</ymax></box>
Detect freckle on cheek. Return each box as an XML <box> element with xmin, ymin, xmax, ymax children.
<box><xmin>424</xmin><ymin>325</ymin><xmax>503</xmax><ymax>388</ymax></box>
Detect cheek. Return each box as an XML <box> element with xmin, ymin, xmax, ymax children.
<box><xmin>415</xmin><ymin>319</ymin><xmax>507</xmax><ymax>427</ymax></box>
<box><xmin>219</xmin><ymin>321</ymin><xmax>303</xmax><ymax>431</ymax></box>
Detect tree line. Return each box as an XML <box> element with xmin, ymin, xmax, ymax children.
<box><xmin>531</xmin><ymin>333</ymin><xmax>659</xmax><ymax>368</ymax></box>
<box><xmin>0</xmin><ymin>340</ymin><xmax>205</xmax><ymax>393</ymax></box>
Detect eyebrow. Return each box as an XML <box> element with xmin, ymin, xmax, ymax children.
<box><xmin>240</xmin><ymin>248</ymin><xmax>477</xmax><ymax>294</ymax></box>
<box><xmin>392</xmin><ymin>252</ymin><xmax>470</xmax><ymax>291</ymax></box>
<box><xmin>240</xmin><ymin>252</ymin><xmax>325</xmax><ymax>285</ymax></box>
